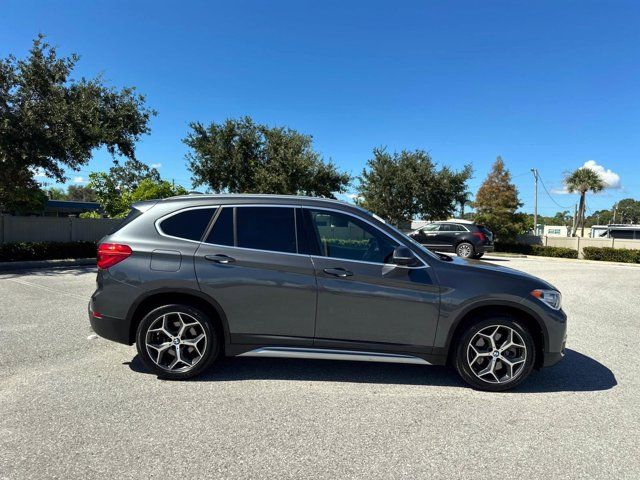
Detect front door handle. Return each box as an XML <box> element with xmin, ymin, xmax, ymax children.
<box><xmin>205</xmin><ymin>254</ymin><xmax>235</xmax><ymax>264</ymax></box>
<box><xmin>323</xmin><ymin>267</ymin><xmax>353</xmax><ymax>278</ymax></box>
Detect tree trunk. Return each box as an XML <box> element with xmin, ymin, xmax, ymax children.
<box><xmin>578</xmin><ymin>192</ymin><xmax>586</xmax><ymax>237</ymax></box>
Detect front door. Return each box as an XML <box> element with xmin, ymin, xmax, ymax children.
<box><xmin>418</xmin><ymin>223</ymin><xmax>443</xmax><ymax>249</ymax></box>
<box><xmin>195</xmin><ymin>205</ymin><xmax>317</xmax><ymax>345</ymax></box>
<box><xmin>304</xmin><ymin>208</ymin><xmax>440</xmax><ymax>351</ymax></box>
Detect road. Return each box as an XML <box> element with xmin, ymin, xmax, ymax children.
<box><xmin>1</xmin><ymin>256</ymin><xmax>638</xmax><ymax>479</ymax></box>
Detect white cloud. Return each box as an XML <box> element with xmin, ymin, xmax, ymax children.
<box><xmin>150</xmin><ymin>163</ymin><xmax>162</xmax><ymax>169</ymax></box>
<box><xmin>73</xmin><ymin>176</ymin><xmax>87</xmax><ymax>184</ymax></box>
<box><xmin>553</xmin><ymin>160</ymin><xmax>622</xmax><ymax>194</ymax></box>
<box><xmin>582</xmin><ymin>160</ymin><xmax>621</xmax><ymax>189</ymax></box>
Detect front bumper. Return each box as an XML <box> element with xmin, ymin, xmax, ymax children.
<box><xmin>88</xmin><ymin>301</ymin><xmax>132</xmax><ymax>345</ymax></box>
<box><xmin>544</xmin><ymin>333</ymin><xmax>567</xmax><ymax>367</ymax></box>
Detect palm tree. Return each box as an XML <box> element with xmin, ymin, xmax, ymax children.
<box><xmin>455</xmin><ymin>190</ymin><xmax>472</xmax><ymax>217</ymax></box>
<box><xmin>564</xmin><ymin>168</ymin><xmax>605</xmax><ymax>236</ymax></box>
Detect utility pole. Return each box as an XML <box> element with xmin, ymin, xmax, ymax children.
<box><xmin>531</xmin><ymin>169</ymin><xmax>538</xmax><ymax>235</ymax></box>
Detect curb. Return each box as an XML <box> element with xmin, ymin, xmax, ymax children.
<box><xmin>0</xmin><ymin>258</ymin><xmax>95</xmax><ymax>272</ymax></box>
<box><xmin>484</xmin><ymin>252</ymin><xmax>528</xmax><ymax>258</ymax></box>
<box><xmin>487</xmin><ymin>253</ymin><xmax>640</xmax><ymax>267</ymax></box>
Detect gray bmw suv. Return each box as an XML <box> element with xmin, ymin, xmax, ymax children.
<box><xmin>89</xmin><ymin>194</ymin><xmax>567</xmax><ymax>391</ymax></box>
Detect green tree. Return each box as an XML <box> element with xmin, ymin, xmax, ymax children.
<box><xmin>616</xmin><ymin>198</ymin><xmax>640</xmax><ymax>224</ymax></box>
<box><xmin>66</xmin><ymin>185</ymin><xmax>97</xmax><ymax>202</ymax></box>
<box><xmin>89</xmin><ymin>174</ymin><xmax>186</xmax><ymax>218</ymax></box>
<box><xmin>3</xmin><ymin>184</ymin><xmax>48</xmax><ymax>215</ymax></box>
<box><xmin>184</xmin><ymin>117</ymin><xmax>350</xmax><ymax>197</ymax></box>
<box><xmin>0</xmin><ymin>35</ymin><xmax>155</xmax><ymax>212</ymax></box>
<box><xmin>128</xmin><ymin>178</ymin><xmax>187</xmax><ymax>204</ymax></box>
<box><xmin>473</xmin><ymin>156</ymin><xmax>524</xmax><ymax>242</ymax></box>
<box><xmin>89</xmin><ymin>159</ymin><xmax>161</xmax><ymax>217</ymax></box>
<box><xmin>564</xmin><ymin>167</ymin><xmax>605</xmax><ymax>236</ymax></box>
<box><xmin>108</xmin><ymin>158</ymin><xmax>159</xmax><ymax>191</ymax></box>
<box><xmin>357</xmin><ymin>148</ymin><xmax>472</xmax><ymax>226</ymax></box>
<box><xmin>585</xmin><ymin>209</ymin><xmax>613</xmax><ymax>227</ymax></box>
<box><xmin>46</xmin><ymin>187</ymin><xmax>68</xmax><ymax>200</ymax></box>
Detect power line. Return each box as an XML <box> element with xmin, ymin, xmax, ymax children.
<box><xmin>538</xmin><ymin>173</ymin><xmax>572</xmax><ymax>210</ymax></box>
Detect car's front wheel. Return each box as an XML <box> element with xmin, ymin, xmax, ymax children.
<box><xmin>136</xmin><ymin>304</ymin><xmax>219</xmax><ymax>379</ymax></box>
<box><xmin>454</xmin><ymin>317</ymin><xmax>536</xmax><ymax>391</ymax></box>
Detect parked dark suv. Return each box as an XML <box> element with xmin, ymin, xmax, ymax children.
<box><xmin>408</xmin><ymin>220</ymin><xmax>494</xmax><ymax>259</ymax></box>
<box><xmin>89</xmin><ymin>195</ymin><xmax>566</xmax><ymax>391</ymax></box>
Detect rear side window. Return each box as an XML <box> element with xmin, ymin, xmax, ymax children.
<box><xmin>159</xmin><ymin>208</ymin><xmax>216</xmax><ymax>241</ymax></box>
<box><xmin>206</xmin><ymin>207</ymin><xmax>234</xmax><ymax>246</ymax></box>
<box><xmin>236</xmin><ymin>207</ymin><xmax>297</xmax><ymax>253</ymax></box>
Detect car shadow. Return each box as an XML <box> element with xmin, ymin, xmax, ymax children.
<box><xmin>126</xmin><ymin>348</ymin><xmax>616</xmax><ymax>393</ymax></box>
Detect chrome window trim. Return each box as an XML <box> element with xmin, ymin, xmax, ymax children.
<box><xmin>155</xmin><ymin>205</ymin><xmax>220</xmax><ymax>244</ymax></box>
<box><xmin>196</xmin><ymin>203</ymin><xmax>429</xmax><ymax>269</ymax></box>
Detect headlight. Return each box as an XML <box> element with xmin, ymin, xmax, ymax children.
<box><xmin>531</xmin><ymin>289</ymin><xmax>562</xmax><ymax>310</ymax></box>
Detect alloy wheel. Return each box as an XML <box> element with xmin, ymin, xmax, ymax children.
<box><xmin>145</xmin><ymin>312</ymin><xmax>207</xmax><ymax>372</ymax></box>
<box><xmin>457</xmin><ymin>243</ymin><xmax>472</xmax><ymax>258</ymax></box>
<box><xmin>466</xmin><ymin>325</ymin><xmax>527</xmax><ymax>384</ymax></box>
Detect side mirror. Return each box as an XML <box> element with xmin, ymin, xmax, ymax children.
<box><xmin>392</xmin><ymin>246</ymin><xmax>418</xmax><ymax>266</ymax></box>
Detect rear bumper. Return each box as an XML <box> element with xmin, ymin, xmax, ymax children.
<box><xmin>88</xmin><ymin>301</ymin><xmax>132</xmax><ymax>345</ymax></box>
<box><xmin>481</xmin><ymin>244</ymin><xmax>495</xmax><ymax>253</ymax></box>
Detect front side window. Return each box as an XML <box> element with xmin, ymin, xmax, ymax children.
<box><xmin>236</xmin><ymin>207</ymin><xmax>297</xmax><ymax>253</ymax></box>
<box><xmin>307</xmin><ymin>209</ymin><xmax>398</xmax><ymax>264</ymax></box>
<box><xmin>159</xmin><ymin>208</ymin><xmax>216</xmax><ymax>241</ymax></box>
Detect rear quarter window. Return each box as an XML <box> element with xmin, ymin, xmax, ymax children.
<box><xmin>159</xmin><ymin>208</ymin><xmax>216</xmax><ymax>241</ymax></box>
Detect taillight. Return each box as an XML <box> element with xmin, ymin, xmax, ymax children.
<box><xmin>97</xmin><ymin>243</ymin><xmax>132</xmax><ymax>269</ymax></box>
<box><xmin>473</xmin><ymin>231</ymin><xmax>486</xmax><ymax>242</ymax></box>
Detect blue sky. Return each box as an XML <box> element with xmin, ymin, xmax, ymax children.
<box><xmin>2</xmin><ymin>0</ymin><xmax>639</xmax><ymax>216</ymax></box>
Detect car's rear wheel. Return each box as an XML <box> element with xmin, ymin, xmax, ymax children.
<box><xmin>136</xmin><ymin>304</ymin><xmax>219</xmax><ymax>379</ymax></box>
<box><xmin>454</xmin><ymin>317</ymin><xmax>536</xmax><ymax>391</ymax></box>
<box><xmin>456</xmin><ymin>242</ymin><xmax>475</xmax><ymax>258</ymax></box>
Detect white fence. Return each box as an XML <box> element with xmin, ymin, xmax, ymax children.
<box><xmin>0</xmin><ymin>216</ymin><xmax>121</xmax><ymax>244</ymax></box>
<box><xmin>516</xmin><ymin>234</ymin><xmax>640</xmax><ymax>259</ymax></box>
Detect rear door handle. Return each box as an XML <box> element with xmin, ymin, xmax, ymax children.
<box><xmin>323</xmin><ymin>267</ymin><xmax>353</xmax><ymax>278</ymax></box>
<box><xmin>205</xmin><ymin>254</ymin><xmax>235</xmax><ymax>264</ymax></box>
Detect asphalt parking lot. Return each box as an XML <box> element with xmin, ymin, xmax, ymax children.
<box><xmin>1</xmin><ymin>256</ymin><xmax>638</xmax><ymax>479</ymax></box>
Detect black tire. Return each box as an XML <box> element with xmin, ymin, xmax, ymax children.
<box><xmin>136</xmin><ymin>304</ymin><xmax>220</xmax><ymax>380</ymax></box>
<box><xmin>454</xmin><ymin>317</ymin><xmax>536</xmax><ymax>391</ymax></box>
<box><xmin>456</xmin><ymin>242</ymin><xmax>475</xmax><ymax>258</ymax></box>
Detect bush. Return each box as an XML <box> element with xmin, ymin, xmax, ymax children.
<box><xmin>496</xmin><ymin>243</ymin><xmax>578</xmax><ymax>259</ymax></box>
<box><xmin>0</xmin><ymin>241</ymin><xmax>97</xmax><ymax>262</ymax></box>
<box><xmin>583</xmin><ymin>247</ymin><xmax>640</xmax><ymax>263</ymax></box>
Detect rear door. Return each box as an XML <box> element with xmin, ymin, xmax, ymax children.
<box><xmin>195</xmin><ymin>205</ymin><xmax>317</xmax><ymax>345</ymax></box>
<box><xmin>304</xmin><ymin>208</ymin><xmax>440</xmax><ymax>350</ymax></box>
